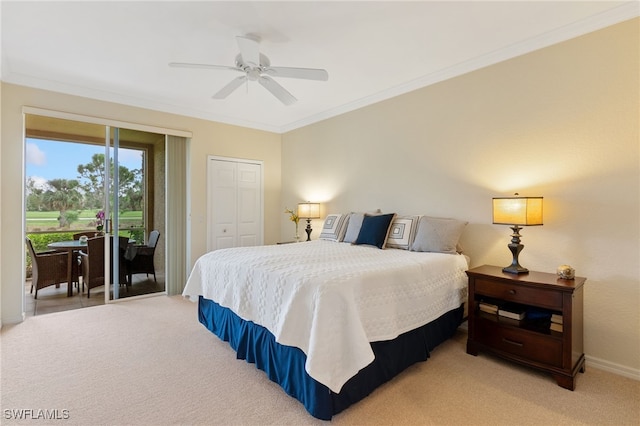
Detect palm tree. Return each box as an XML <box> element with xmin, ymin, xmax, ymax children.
<box><xmin>77</xmin><ymin>154</ymin><xmax>106</xmax><ymax>209</ymax></box>
<box><xmin>42</xmin><ymin>179</ymin><xmax>83</xmax><ymax>228</ymax></box>
<box><xmin>25</xmin><ymin>177</ymin><xmax>46</xmax><ymax>211</ymax></box>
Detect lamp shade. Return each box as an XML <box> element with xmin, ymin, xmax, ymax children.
<box><xmin>297</xmin><ymin>202</ymin><xmax>321</xmax><ymax>219</ymax></box>
<box><xmin>493</xmin><ymin>196</ymin><xmax>543</xmax><ymax>226</ymax></box>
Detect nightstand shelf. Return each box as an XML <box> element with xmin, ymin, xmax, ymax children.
<box><xmin>476</xmin><ymin>310</ymin><xmax>563</xmax><ymax>336</ymax></box>
<box><xmin>466</xmin><ymin>265</ymin><xmax>586</xmax><ymax>390</ymax></box>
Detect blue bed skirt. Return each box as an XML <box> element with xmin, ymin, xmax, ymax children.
<box><xmin>198</xmin><ymin>296</ymin><xmax>463</xmax><ymax>420</ymax></box>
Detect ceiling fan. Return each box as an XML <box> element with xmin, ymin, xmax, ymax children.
<box><xmin>169</xmin><ymin>36</ymin><xmax>328</xmax><ymax>106</ymax></box>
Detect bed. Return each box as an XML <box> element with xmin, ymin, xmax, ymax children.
<box><xmin>183</xmin><ymin>219</ymin><xmax>469</xmax><ymax>419</ymax></box>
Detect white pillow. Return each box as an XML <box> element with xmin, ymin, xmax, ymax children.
<box><xmin>319</xmin><ymin>214</ymin><xmax>349</xmax><ymax>242</ymax></box>
<box><xmin>342</xmin><ymin>213</ymin><xmax>364</xmax><ymax>243</ymax></box>
<box><xmin>386</xmin><ymin>215</ymin><xmax>420</xmax><ymax>250</ymax></box>
<box><xmin>411</xmin><ymin>216</ymin><xmax>468</xmax><ymax>254</ymax></box>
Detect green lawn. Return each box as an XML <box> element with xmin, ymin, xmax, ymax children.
<box><xmin>26</xmin><ymin>210</ymin><xmax>143</xmax><ymax>231</ymax></box>
<box><xmin>25</xmin><ymin>209</ymin><xmax>145</xmax><ymax>270</ymax></box>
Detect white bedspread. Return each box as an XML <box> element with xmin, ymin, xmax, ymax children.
<box><xmin>183</xmin><ymin>240</ymin><xmax>468</xmax><ymax>393</ymax></box>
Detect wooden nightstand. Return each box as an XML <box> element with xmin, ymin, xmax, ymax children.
<box><xmin>466</xmin><ymin>265</ymin><xmax>586</xmax><ymax>390</ymax></box>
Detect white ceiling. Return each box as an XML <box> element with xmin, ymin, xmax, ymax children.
<box><xmin>1</xmin><ymin>1</ymin><xmax>637</xmax><ymax>134</ymax></box>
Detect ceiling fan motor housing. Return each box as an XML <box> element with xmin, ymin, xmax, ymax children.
<box><xmin>235</xmin><ymin>53</ymin><xmax>270</xmax><ymax>80</ymax></box>
<box><xmin>170</xmin><ymin>35</ymin><xmax>328</xmax><ymax>105</ymax></box>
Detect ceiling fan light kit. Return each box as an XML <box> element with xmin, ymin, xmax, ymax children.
<box><xmin>169</xmin><ymin>36</ymin><xmax>328</xmax><ymax>105</ymax></box>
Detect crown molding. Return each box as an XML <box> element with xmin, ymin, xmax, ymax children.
<box><xmin>4</xmin><ymin>2</ymin><xmax>637</xmax><ymax>135</ymax></box>
<box><xmin>280</xmin><ymin>1</ymin><xmax>640</xmax><ymax>133</ymax></box>
<box><xmin>3</xmin><ymin>71</ymin><xmax>283</xmax><ymax>134</ymax></box>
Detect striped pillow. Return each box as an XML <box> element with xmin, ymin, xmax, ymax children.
<box><xmin>319</xmin><ymin>214</ymin><xmax>349</xmax><ymax>242</ymax></box>
<box><xmin>386</xmin><ymin>215</ymin><xmax>420</xmax><ymax>250</ymax></box>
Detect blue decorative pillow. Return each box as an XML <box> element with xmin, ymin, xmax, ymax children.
<box><xmin>354</xmin><ymin>213</ymin><xmax>396</xmax><ymax>249</ymax></box>
<box><xmin>343</xmin><ymin>209</ymin><xmax>383</xmax><ymax>243</ymax></box>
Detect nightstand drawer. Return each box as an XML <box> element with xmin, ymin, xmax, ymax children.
<box><xmin>476</xmin><ymin>319</ymin><xmax>563</xmax><ymax>368</ymax></box>
<box><xmin>475</xmin><ymin>278</ymin><xmax>563</xmax><ymax>310</ymax></box>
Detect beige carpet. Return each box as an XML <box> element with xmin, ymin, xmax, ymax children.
<box><xmin>1</xmin><ymin>296</ymin><xmax>638</xmax><ymax>425</ymax></box>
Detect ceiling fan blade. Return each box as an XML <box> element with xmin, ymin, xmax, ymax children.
<box><xmin>169</xmin><ymin>62</ymin><xmax>240</xmax><ymax>72</ymax></box>
<box><xmin>264</xmin><ymin>67</ymin><xmax>328</xmax><ymax>81</ymax></box>
<box><xmin>258</xmin><ymin>76</ymin><xmax>296</xmax><ymax>105</ymax></box>
<box><xmin>213</xmin><ymin>76</ymin><xmax>247</xmax><ymax>99</ymax></box>
<box><xmin>236</xmin><ymin>36</ymin><xmax>261</xmax><ymax>67</ymax></box>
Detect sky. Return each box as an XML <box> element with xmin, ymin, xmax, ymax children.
<box><xmin>26</xmin><ymin>138</ymin><xmax>142</xmax><ymax>188</ymax></box>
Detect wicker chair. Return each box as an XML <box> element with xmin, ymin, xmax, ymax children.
<box><xmin>70</xmin><ymin>232</ymin><xmax>92</xmax><ymax>291</ymax></box>
<box><xmin>126</xmin><ymin>230</ymin><xmax>160</xmax><ymax>284</ymax></box>
<box><xmin>25</xmin><ymin>237</ymin><xmax>69</xmax><ymax>299</ymax></box>
<box><xmin>79</xmin><ymin>236</ymin><xmax>130</xmax><ymax>298</ymax></box>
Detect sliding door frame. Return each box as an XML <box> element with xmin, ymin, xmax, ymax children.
<box><xmin>21</xmin><ymin>107</ymin><xmax>192</xmax><ymax>307</ymax></box>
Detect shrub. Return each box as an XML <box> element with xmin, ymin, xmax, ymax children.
<box><xmin>128</xmin><ymin>227</ymin><xmax>145</xmax><ymax>244</ymax></box>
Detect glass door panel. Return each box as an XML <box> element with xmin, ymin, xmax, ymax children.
<box><xmin>108</xmin><ymin>127</ymin><xmax>165</xmax><ymax>299</ymax></box>
<box><xmin>25</xmin><ymin>113</ymin><xmax>165</xmax><ymax>308</ymax></box>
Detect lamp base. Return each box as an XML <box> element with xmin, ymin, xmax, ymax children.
<box><xmin>305</xmin><ymin>219</ymin><xmax>312</xmax><ymax>242</ymax></box>
<box><xmin>502</xmin><ymin>264</ymin><xmax>529</xmax><ymax>274</ymax></box>
<box><xmin>503</xmin><ymin>227</ymin><xmax>529</xmax><ymax>274</ymax></box>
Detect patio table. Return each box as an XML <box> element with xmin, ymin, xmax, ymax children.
<box><xmin>47</xmin><ymin>240</ymin><xmax>87</xmax><ymax>297</ymax></box>
<box><xmin>47</xmin><ymin>239</ymin><xmax>135</xmax><ymax>296</ymax></box>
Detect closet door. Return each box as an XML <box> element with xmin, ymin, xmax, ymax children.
<box><xmin>236</xmin><ymin>161</ymin><xmax>261</xmax><ymax>247</ymax></box>
<box><xmin>207</xmin><ymin>157</ymin><xmax>263</xmax><ymax>251</ymax></box>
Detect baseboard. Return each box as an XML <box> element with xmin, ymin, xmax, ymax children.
<box><xmin>586</xmin><ymin>355</ymin><xmax>640</xmax><ymax>381</ymax></box>
<box><xmin>1</xmin><ymin>311</ymin><xmax>26</xmax><ymax>326</ymax></box>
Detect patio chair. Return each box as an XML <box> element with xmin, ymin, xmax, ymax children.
<box><xmin>25</xmin><ymin>237</ymin><xmax>69</xmax><ymax>299</ymax></box>
<box><xmin>126</xmin><ymin>230</ymin><xmax>160</xmax><ymax>284</ymax></box>
<box><xmin>70</xmin><ymin>232</ymin><xmax>91</xmax><ymax>291</ymax></box>
<box><xmin>79</xmin><ymin>236</ymin><xmax>130</xmax><ymax>298</ymax></box>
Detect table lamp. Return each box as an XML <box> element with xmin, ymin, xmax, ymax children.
<box><xmin>492</xmin><ymin>194</ymin><xmax>543</xmax><ymax>274</ymax></box>
<box><xmin>298</xmin><ymin>202</ymin><xmax>321</xmax><ymax>241</ymax></box>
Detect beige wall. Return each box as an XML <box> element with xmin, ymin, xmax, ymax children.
<box><xmin>0</xmin><ymin>84</ymin><xmax>281</xmax><ymax>323</ymax></box>
<box><xmin>1</xmin><ymin>18</ymin><xmax>637</xmax><ymax>378</ymax></box>
<box><xmin>282</xmin><ymin>19</ymin><xmax>639</xmax><ymax>375</ymax></box>
<box><xmin>0</xmin><ymin>81</ymin><xmax>3</xmax><ymax>327</ymax></box>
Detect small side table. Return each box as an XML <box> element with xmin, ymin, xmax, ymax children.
<box><xmin>466</xmin><ymin>265</ymin><xmax>586</xmax><ymax>390</ymax></box>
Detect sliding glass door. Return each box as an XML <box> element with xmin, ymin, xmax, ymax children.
<box><xmin>24</xmin><ymin>113</ymin><xmax>166</xmax><ymax>310</ymax></box>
